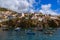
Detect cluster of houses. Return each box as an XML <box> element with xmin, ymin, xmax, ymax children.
<box><xmin>0</xmin><ymin>10</ymin><xmax>59</xmax><ymax>20</ymax></box>
<box><xmin>0</xmin><ymin>10</ymin><xmax>60</xmax><ymax>31</ymax></box>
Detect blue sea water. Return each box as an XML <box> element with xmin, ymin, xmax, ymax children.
<box><xmin>0</xmin><ymin>28</ymin><xmax>60</xmax><ymax>40</ymax></box>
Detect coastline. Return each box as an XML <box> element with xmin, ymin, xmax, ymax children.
<box><xmin>0</xmin><ymin>8</ymin><xmax>60</xmax><ymax>31</ymax></box>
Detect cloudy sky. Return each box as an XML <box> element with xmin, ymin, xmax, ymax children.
<box><xmin>0</xmin><ymin>0</ymin><xmax>60</xmax><ymax>15</ymax></box>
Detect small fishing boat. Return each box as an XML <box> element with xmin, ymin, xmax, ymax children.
<box><xmin>14</xmin><ymin>27</ymin><xmax>21</xmax><ymax>31</ymax></box>
<box><xmin>44</xmin><ymin>30</ymin><xmax>53</xmax><ymax>34</ymax></box>
<box><xmin>44</xmin><ymin>31</ymin><xmax>53</xmax><ymax>34</ymax></box>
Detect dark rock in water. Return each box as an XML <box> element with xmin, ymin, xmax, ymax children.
<box><xmin>1</xmin><ymin>27</ymin><xmax>9</xmax><ymax>31</ymax></box>
<box><xmin>34</xmin><ymin>27</ymin><xmax>43</xmax><ymax>31</ymax></box>
<box><xmin>26</xmin><ymin>32</ymin><xmax>35</xmax><ymax>35</ymax></box>
<box><xmin>2</xmin><ymin>29</ymin><xmax>9</xmax><ymax>31</ymax></box>
<box><xmin>37</xmin><ymin>29</ymin><xmax>43</xmax><ymax>31</ymax></box>
<box><xmin>14</xmin><ymin>29</ymin><xmax>20</xmax><ymax>31</ymax></box>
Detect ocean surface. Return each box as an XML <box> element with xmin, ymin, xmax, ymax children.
<box><xmin>0</xmin><ymin>28</ymin><xmax>60</xmax><ymax>40</ymax></box>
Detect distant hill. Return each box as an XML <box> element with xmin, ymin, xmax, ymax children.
<box><xmin>0</xmin><ymin>7</ymin><xmax>16</xmax><ymax>12</ymax></box>
<box><xmin>0</xmin><ymin>7</ymin><xmax>9</xmax><ymax>11</ymax></box>
<box><xmin>0</xmin><ymin>7</ymin><xmax>18</xmax><ymax>14</ymax></box>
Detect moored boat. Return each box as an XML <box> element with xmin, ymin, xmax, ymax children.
<box><xmin>14</xmin><ymin>27</ymin><xmax>21</xmax><ymax>31</ymax></box>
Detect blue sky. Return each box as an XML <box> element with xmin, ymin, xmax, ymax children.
<box><xmin>42</xmin><ymin>0</ymin><xmax>60</xmax><ymax>9</ymax></box>
<box><xmin>29</xmin><ymin>0</ymin><xmax>60</xmax><ymax>15</ymax></box>
<box><xmin>0</xmin><ymin>0</ymin><xmax>60</xmax><ymax>15</ymax></box>
<box><xmin>33</xmin><ymin>0</ymin><xmax>60</xmax><ymax>12</ymax></box>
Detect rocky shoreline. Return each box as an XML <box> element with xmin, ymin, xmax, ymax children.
<box><xmin>0</xmin><ymin>8</ymin><xmax>60</xmax><ymax>31</ymax></box>
<box><xmin>0</xmin><ymin>13</ymin><xmax>60</xmax><ymax>30</ymax></box>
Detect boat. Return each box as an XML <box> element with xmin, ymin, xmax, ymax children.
<box><xmin>14</xmin><ymin>27</ymin><xmax>21</xmax><ymax>31</ymax></box>
<box><xmin>44</xmin><ymin>30</ymin><xmax>53</xmax><ymax>34</ymax></box>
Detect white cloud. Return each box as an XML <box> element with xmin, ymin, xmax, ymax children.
<box><xmin>39</xmin><ymin>4</ymin><xmax>58</xmax><ymax>15</ymax></box>
<box><xmin>29</xmin><ymin>9</ymin><xmax>35</xmax><ymax>13</ymax></box>
<box><xmin>0</xmin><ymin>0</ymin><xmax>38</xmax><ymax>13</ymax></box>
<box><xmin>41</xmin><ymin>4</ymin><xmax>51</xmax><ymax>10</ymax></box>
<box><xmin>0</xmin><ymin>0</ymin><xmax>42</xmax><ymax>13</ymax></box>
<box><xmin>0</xmin><ymin>0</ymin><xmax>29</xmax><ymax>12</ymax></box>
<box><xmin>28</xmin><ymin>0</ymin><xmax>35</xmax><ymax>7</ymax></box>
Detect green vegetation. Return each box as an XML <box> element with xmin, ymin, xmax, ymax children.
<box><xmin>0</xmin><ymin>7</ymin><xmax>8</xmax><ymax>11</ymax></box>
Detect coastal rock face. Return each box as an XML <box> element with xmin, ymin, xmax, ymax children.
<box><xmin>0</xmin><ymin>8</ymin><xmax>60</xmax><ymax>29</ymax></box>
